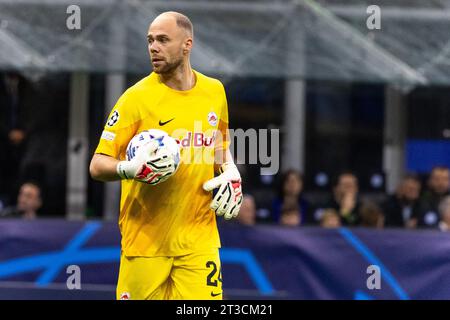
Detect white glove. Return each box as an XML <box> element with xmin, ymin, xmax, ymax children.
<box><xmin>117</xmin><ymin>140</ymin><xmax>177</xmax><ymax>185</ymax></box>
<box><xmin>203</xmin><ymin>162</ymin><xmax>243</xmax><ymax>220</ymax></box>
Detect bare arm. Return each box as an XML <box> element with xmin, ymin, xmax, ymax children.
<box><xmin>89</xmin><ymin>153</ymin><xmax>122</xmax><ymax>182</ymax></box>
<box><xmin>214</xmin><ymin>147</ymin><xmax>235</xmax><ymax>173</ymax></box>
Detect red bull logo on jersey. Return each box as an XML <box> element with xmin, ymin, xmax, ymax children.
<box><xmin>207</xmin><ymin>112</ymin><xmax>218</xmax><ymax>126</ymax></box>
<box><xmin>169</xmin><ymin>121</ymin><xmax>223</xmax><ymax>165</ymax></box>
<box><xmin>177</xmin><ymin>131</ymin><xmax>216</xmax><ymax>148</ymax></box>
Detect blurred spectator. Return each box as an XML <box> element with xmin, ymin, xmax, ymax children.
<box><xmin>438</xmin><ymin>196</ymin><xmax>450</xmax><ymax>232</ymax></box>
<box><xmin>414</xmin><ymin>166</ymin><xmax>450</xmax><ymax>228</ymax></box>
<box><xmin>272</xmin><ymin>169</ymin><xmax>310</xmax><ymax>225</ymax></box>
<box><xmin>359</xmin><ymin>201</ymin><xmax>384</xmax><ymax>229</ymax></box>
<box><xmin>237</xmin><ymin>194</ymin><xmax>257</xmax><ymax>226</ymax></box>
<box><xmin>319</xmin><ymin>208</ymin><xmax>342</xmax><ymax>228</ymax></box>
<box><xmin>279</xmin><ymin>201</ymin><xmax>301</xmax><ymax>227</ymax></box>
<box><xmin>0</xmin><ymin>181</ymin><xmax>42</xmax><ymax>219</ymax></box>
<box><xmin>17</xmin><ymin>74</ymin><xmax>69</xmax><ymax>216</ymax></box>
<box><xmin>320</xmin><ymin>171</ymin><xmax>361</xmax><ymax>226</ymax></box>
<box><xmin>1</xmin><ymin>73</ymin><xmax>68</xmax><ymax>216</ymax></box>
<box><xmin>0</xmin><ymin>72</ymin><xmax>28</xmax><ymax>204</ymax></box>
<box><xmin>383</xmin><ymin>174</ymin><xmax>421</xmax><ymax>229</ymax></box>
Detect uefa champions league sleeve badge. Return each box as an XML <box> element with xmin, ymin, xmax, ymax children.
<box><xmin>107</xmin><ymin>110</ymin><xmax>120</xmax><ymax>127</ymax></box>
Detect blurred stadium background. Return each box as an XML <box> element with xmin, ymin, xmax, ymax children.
<box><xmin>0</xmin><ymin>0</ymin><xmax>450</xmax><ymax>300</ymax></box>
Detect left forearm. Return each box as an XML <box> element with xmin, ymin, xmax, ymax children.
<box><xmin>214</xmin><ymin>149</ymin><xmax>234</xmax><ymax>173</ymax></box>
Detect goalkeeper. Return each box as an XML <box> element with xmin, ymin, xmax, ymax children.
<box><xmin>89</xmin><ymin>11</ymin><xmax>242</xmax><ymax>300</ymax></box>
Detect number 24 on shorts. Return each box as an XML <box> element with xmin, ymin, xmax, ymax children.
<box><xmin>206</xmin><ymin>261</ymin><xmax>222</xmax><ymax>296</ymax></box>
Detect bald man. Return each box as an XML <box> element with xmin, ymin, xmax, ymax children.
<box><xmin>90</xmin><ymin>12</ymin><xmax>243</xmax><ymax>300</ymax></box>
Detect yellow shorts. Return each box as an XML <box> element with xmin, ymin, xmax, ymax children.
<box><xmin>116</xmin><ymin>248</ymin><xmax>223</xmax><ymax>300</ymax></box>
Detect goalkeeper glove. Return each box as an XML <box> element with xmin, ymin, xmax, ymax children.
<box><xmin>203</xmin><ymin>162</ymin><xmax>243</xmax><ymax>220</ymax></box>
<box><xmin>117</xmin><ymin>140</ymin><xmax>177</xmax><ymax>185</ymax></box>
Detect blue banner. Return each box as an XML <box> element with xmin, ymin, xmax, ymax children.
<box><xmin>0</xmin><ymin>219</ymin><xmax>450</xmax><ymax>299</ymax></box>
<box><xmin>406</xmin><ymin>139</ymin><xmax>450</xmax><ymax>173</ymax></box>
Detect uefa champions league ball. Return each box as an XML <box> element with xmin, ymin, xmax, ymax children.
<box><xmin>126</xmin><ymin>129</ymin><xmax>180</xmax><ymax>171</ymax></box>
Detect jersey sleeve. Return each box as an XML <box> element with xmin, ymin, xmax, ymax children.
<box><xmin>94</xmin><ymin>90</ymin><xmax>141</xmax><ymax>160</ymax></box>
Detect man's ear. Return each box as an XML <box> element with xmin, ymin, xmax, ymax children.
<box><xmin>183</xmin><ymin>38</ymin><xmax>193</xmax><ymax>54</ymax></box>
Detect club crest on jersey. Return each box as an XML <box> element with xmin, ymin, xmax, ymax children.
<box><xmin>107</xmin><ymin>110</ymin><xmax>119</xmax><ymax>127</ymax></box>
<box><xmin>207</xmin><ymin>112</ymin><xmax>218</xmax><ymax>126</ymax></box>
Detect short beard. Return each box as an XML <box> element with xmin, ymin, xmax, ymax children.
<box><xmin>154</xmin><ymin>57</ymin><xmax>183</xmax><ymax>75</ymax></box>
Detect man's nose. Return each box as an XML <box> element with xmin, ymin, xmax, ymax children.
<box><xmin>150</xmin><ymin>42</ymin><xmax>159</xmax><ymax>53</ymax></box>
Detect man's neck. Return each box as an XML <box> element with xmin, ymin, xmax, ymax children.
<box><xmin>159</xmin><ymin>63</ymin><xmax>195</xmax><ymax>91</ymax></box>
<box><xmin>22</xmin><ymin>210</ymin><xmax>36</xmax><ymax>220</ymax></box>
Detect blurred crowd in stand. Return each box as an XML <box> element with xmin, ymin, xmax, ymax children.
<box><xmin>238</xmin><ymin>166</ymin><xmax>450</xmax><ymax>232</ymax></box>
<box><xmin>1</xmin><ymin>72</ymin><xmax>449</xmax><ymax>232</ymax></box>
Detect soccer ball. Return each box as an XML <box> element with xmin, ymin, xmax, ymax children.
<box><xmin>126</xmin><ymin>129</ymin><xmax>181</xmax><ymax>171</ymax></box>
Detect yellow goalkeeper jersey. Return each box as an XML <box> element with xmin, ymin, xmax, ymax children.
<box><xmin>94</xmin><ymin>70</ymin><xmax>229</xmax><ymax>257</ymax></box>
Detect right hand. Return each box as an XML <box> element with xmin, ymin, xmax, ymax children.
<box><xmin>116</xmin><ymin>140</ymin><xmax>177</xmax><ymax>185</ymax></box>
<box><xmin>340</xmin><ymin>192</ymin><xmax>356</xmax><ymax>216</ymax></box>
<box><xmin>9</xmin><ymin>129</ymin><xmax>26</xmax><ymax>145</ymax></box>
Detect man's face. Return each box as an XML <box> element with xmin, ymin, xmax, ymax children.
<box><xmin>429</xmin><ymin>169</ymin><xmax>450</xmax><ymax>195</ymax></box>
<box><xmin>280</xmin><ymin>211</ymin><xmax>300</xmax><ymax>226</ymax></box>
<box><xmin>283</xmin><ymin>173</ymin><xmax>303</xmax><ymax>197</ymax></box>
<box><xmin>402</xmin><ymin>179</ymin><xmax>421</xmax><ymax>202</ymax></box>
<box><xmin>17</xmin><ymin>184</ymin><xmax>41</xmax><ymax>213</ymax></box>
<box><xmin>147</xmin><ymin>15</ymin><xmax>190</xmax><ymax>74</ymax></box>
<box><xmin>336</xmin><ymin>174</ymin><xmax>358</xmax><ymax>197</ymax></box>
<box><xmin>321</xmin><ymin>213</ymin><xmax>341</xmax><ymax>228</ymax></box>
